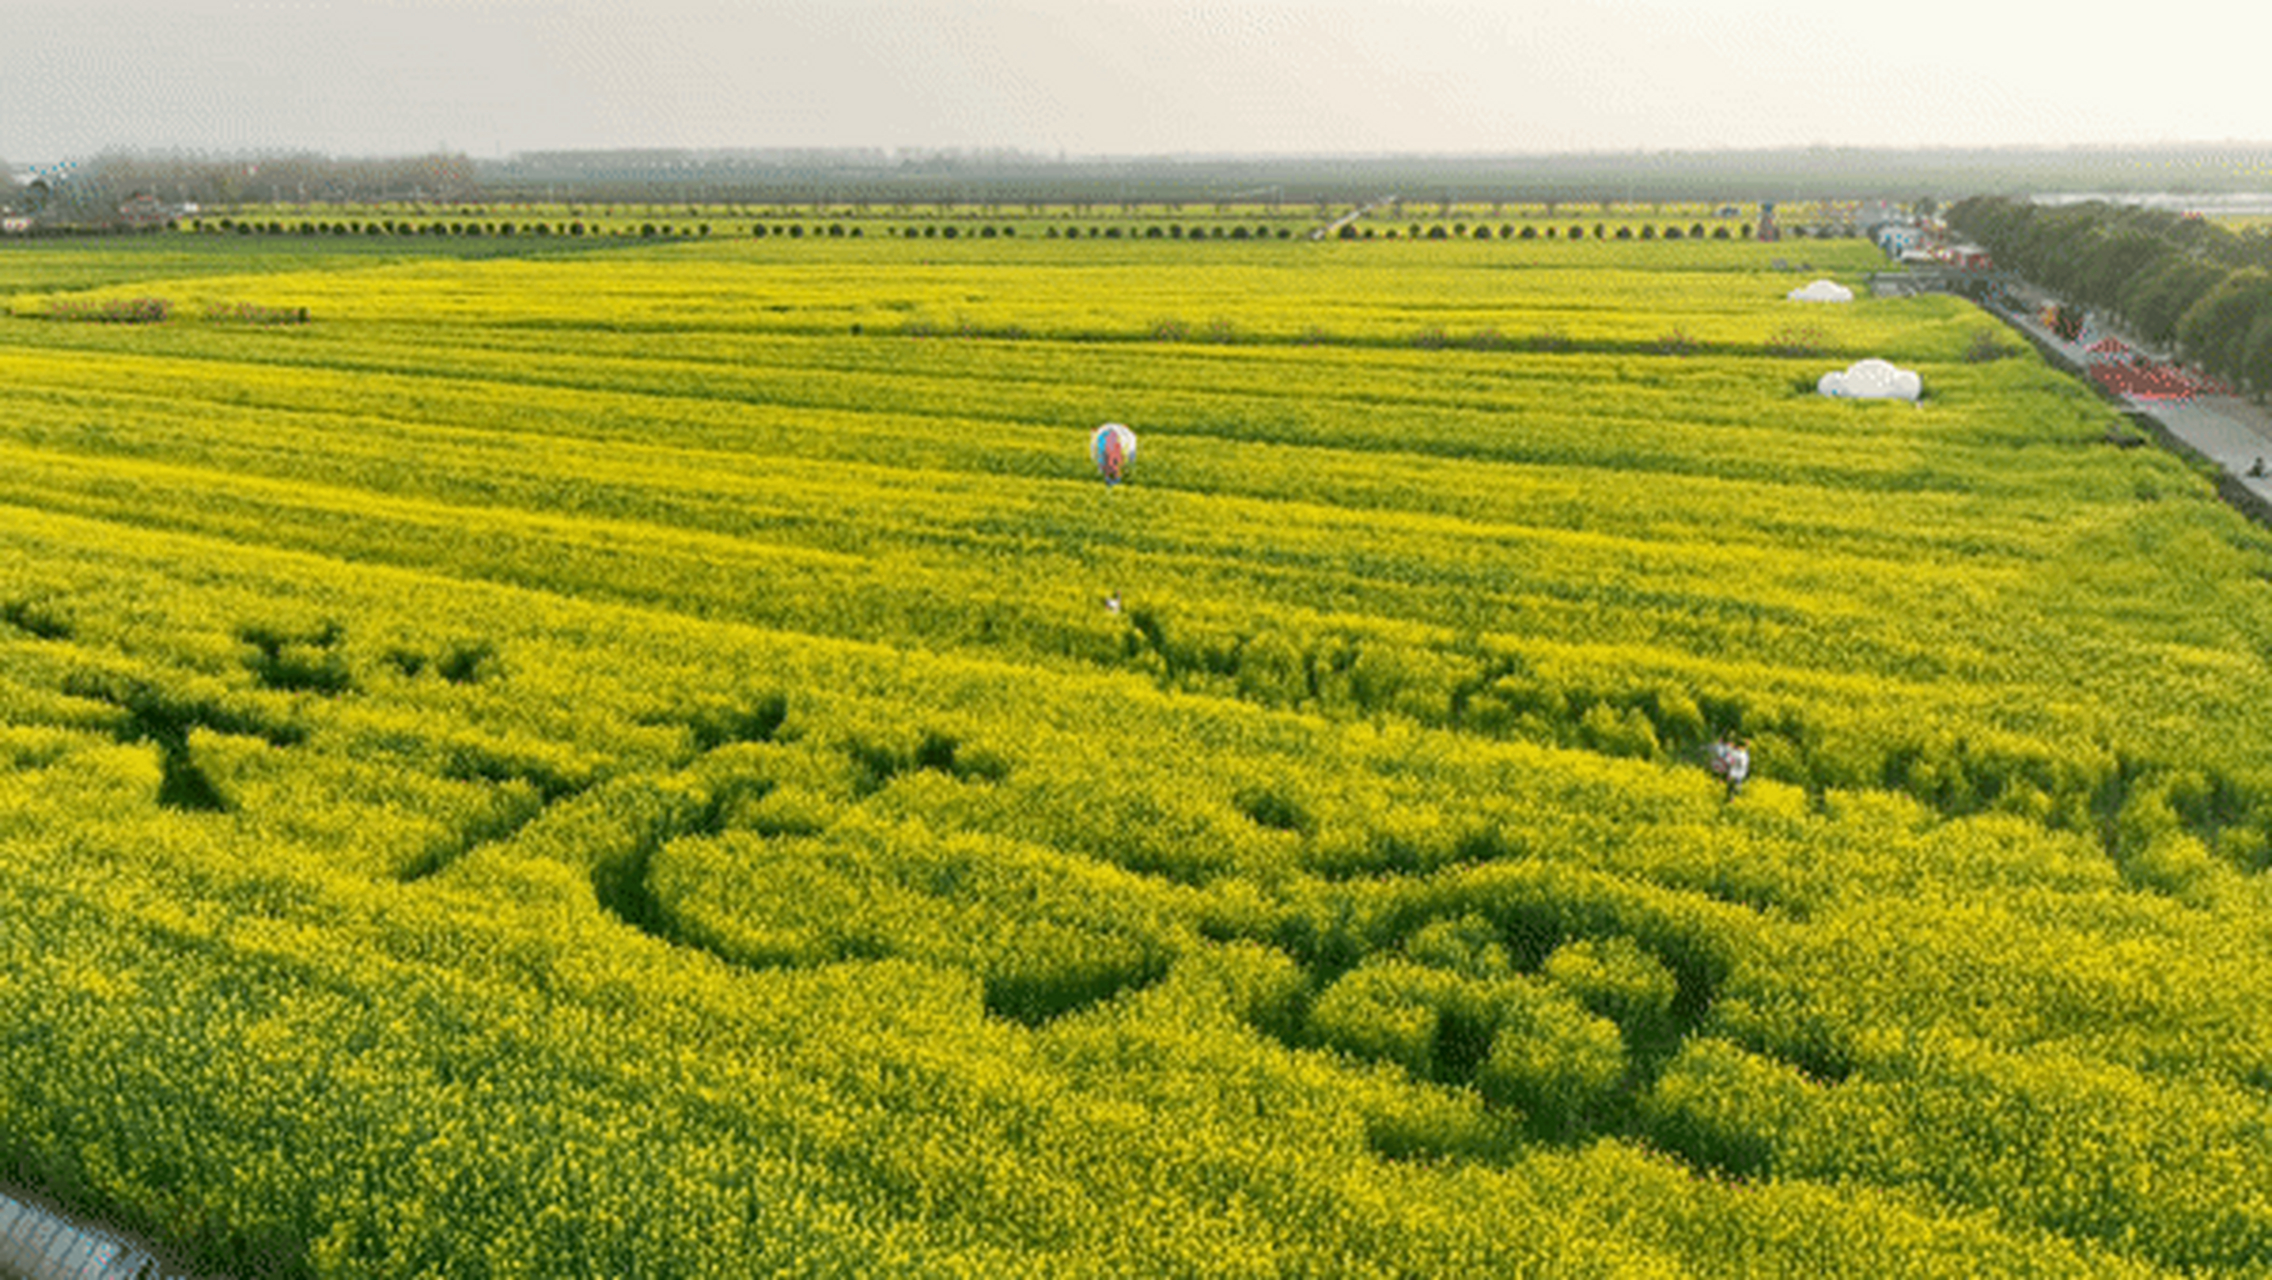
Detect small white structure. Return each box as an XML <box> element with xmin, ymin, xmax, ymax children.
<box><xmin>1819</xmin><ymin>358</ymin><xmax>1921</xmax><ymax>401</ymax></box>
<box><xmin>1788</xmin><ymin>278</ymin><xmax>1855</xmax><ymax>303</ymax></box>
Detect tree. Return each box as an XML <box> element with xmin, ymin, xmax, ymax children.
<box><xmin>2239</xmin><ymin>311</ymin><xmax>2272</xmax><ymax>397</ymax></box>
<box><xmin>2125</xmin><ymin>258</ymin><xmax>2226</xmax><ymax>350</ymax></box>
<box><xmin>2176</xmin><ymin>268</ymin><xmax>2272</xmax><ymax>381</ymax></box>
<box><xmin>33</xmin><ymin>170</ymin><xmax>122</xmax><ymax>228</ymax></box>
<box><xmin>2075</xmin><ymin>229</ymin><xmax>2170</xmax><ymax>319</ymax></box>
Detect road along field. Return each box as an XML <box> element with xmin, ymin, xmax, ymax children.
<box><xmin>5</xmin><ymin>230</ymin><xmax>2272</xmax><ymax>1277</ymax></box>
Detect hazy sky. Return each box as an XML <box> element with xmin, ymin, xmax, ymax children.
<box><xmin>6</xmin><ymin>0</ymin><xmax>2268</xmax><ymax>163</ymax></box>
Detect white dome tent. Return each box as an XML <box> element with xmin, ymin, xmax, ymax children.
<box><xmin>1787</xmin><ymin>279</ymin><xmax>1855</xmax><ymax>303</ymax></box>
<box><xmin>1819</xmin><ymin>358</ymin><xmax>1921</xmax><ymax>401</ymax></box>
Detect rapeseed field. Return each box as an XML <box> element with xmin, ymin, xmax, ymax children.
<box><xmin>3</xmin><ymin>224</ymin><xmax>2271</xmax><ymax>1277</ymax></box>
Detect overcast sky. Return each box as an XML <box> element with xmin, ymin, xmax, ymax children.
<box><xmin>6</xmin><ymin>0</ymin><xmax>2269</xmax><ymax>164</ymax></box>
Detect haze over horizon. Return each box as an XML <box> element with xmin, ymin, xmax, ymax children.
<box><xmin>6</xmin><ymin>0</ymin><xmax>2270</xmax><ymax>167</ymax></box>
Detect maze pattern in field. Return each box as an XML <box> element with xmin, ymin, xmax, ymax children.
<box><xmin>5</xmin><ymin>233</ymin><xmax>2272</xmax><ymax>1277</ymax></box>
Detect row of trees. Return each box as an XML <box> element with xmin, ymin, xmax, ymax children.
<box><xmin>1948</xmin><ymin>196</ymin><xmax>2272</xmax><ymax>395</ymax></box>
<box><xmin>1383</xmin><ymin>222</ymin><xmax>1763</xmax><ymax>241</ymax></box>
<box><xmin>3</xmin><ymin>150</ymin><xmax>478</xmax><ymax>226</ymax></box>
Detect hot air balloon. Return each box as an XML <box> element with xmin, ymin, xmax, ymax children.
<box><xmin>1091</xmin><ymin>422</ymin><xmax>1137</xmax><ymax>486</ymax></box>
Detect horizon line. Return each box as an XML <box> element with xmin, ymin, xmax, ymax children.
<box><xmin>17</xmin><ymin>139</ymin><xmax>2272</xmax><ymax>167</ymax></box>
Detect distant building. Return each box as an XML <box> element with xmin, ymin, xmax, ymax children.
<box><xmin>1874</xmin><ymin>223</ymin><xmax>1924</xmax><ymax>256</ymax></box>
<box><xmin>1945</xmin><ymin>243</ymin><xmax>1993</xmax><ymax>270</ymax></box>
<box><xmin>118</xmin><ymin>193</ymin><xmax>168</xmax><ymax>228</ymax></box>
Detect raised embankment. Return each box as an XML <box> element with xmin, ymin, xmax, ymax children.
<box><xmin>0</xmin><ymin>1187</ymin><xmax>163</xmax><ymax>1280</ymax></box>
<box><xmin>1987</xmin><ymin>286</ymin><xmax>2272</xmax><ymax>527</ymax></box>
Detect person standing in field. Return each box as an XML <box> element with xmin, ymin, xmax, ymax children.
<box><xmin>1724</xmin><ymin>738</ymin><xmax>1751</xmax><ymax>801</ymax></box>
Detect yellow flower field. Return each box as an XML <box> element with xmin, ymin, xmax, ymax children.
<box><xmin>3</xmin><ymin>227</ymin><xmax>2270</xmax><ymax>1276</ymax></box>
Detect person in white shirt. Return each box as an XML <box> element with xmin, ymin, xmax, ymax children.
<box><xmin>1724</xmin><ymin>739</ymin><xmax>1750</xmax><ymax>801</ymax></box>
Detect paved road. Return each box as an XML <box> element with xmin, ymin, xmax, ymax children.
<box><xmin>1996</xmin><ymin>287</ymin><xmax>2272</xmax><ymax>516</ymax></box>
<box><xmin>1312</xmin><ymin>195</ymin><xmax>1398</xmax><ymax>241</ymax></box>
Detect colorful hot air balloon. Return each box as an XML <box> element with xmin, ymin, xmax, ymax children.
<box><xmin>1091</xmin><ymin>422</ymin><xmax>1137</xmax><ymax>486</ymax></box>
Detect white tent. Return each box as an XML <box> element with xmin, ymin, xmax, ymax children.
<box><xmin>1819</xmin><ymin>358</ymin><xmax>1921</xmax><ymax>401</ymax></box>
<box><xmin>1788</xmin><ymin>279</ymin><xmax>1855</xmax><ymax>303</ymax></box>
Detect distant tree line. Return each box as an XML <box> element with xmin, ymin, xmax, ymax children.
<box><xmin>1949</xmin><ymin>196</ymin><xmax>2272</xmax><ymax>396</ymax></box>
<box><xmin>480</xmin><ymin>144</ymin><xmax>2272</xmax><ymax>208</ymax></box>
<box><xmin>12</xmin><ymin>150</ymin><xmax>477</xmax><ymax>226</ymax></box>
<box><xmin>30</xmin><ymin>145</ymin><xmax>2272</xmax><ymax>220</ymax></box>
<box><xmin>196</xmin><ymin>216</ymin><xmax>602</xmax><ymax>238</ymax></box>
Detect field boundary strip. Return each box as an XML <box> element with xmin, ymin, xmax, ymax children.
<box><xmin>0</xmin><ymin>1186</ymin><xmax>165</xmax><ymax>1280</ymax></box>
